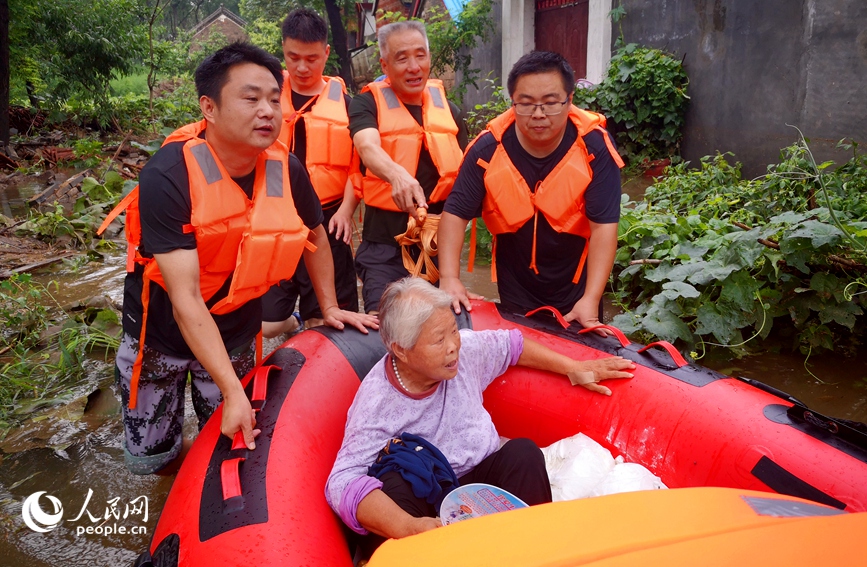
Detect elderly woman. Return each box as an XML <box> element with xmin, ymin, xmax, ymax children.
<box><xmin>326</xmin><ymin>278</ymin><xmax>634</xmax><ymax>543</ymax></box>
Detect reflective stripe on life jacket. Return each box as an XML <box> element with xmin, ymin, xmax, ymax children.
<box><xmin>360</xmin><ymin>79</ymin><xmax>463</xmax><ymax>211</ymax></box>
<box><xmin>97</xmin><ymin>120</ymin><xmax>311</xmax><ymax>408</ymax></box>
<box><xmin>476</xmin><ymin>106</ymin><xmax>624</xmax><ymax>283</ymax></box>
<box><xmin>278</xmin><ymin>73</ymin><xmax>358</xmax><ymax>204</ymax></box>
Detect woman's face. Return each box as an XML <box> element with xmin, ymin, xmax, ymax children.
<box><xmin>399</xmin><ymin>307</ymin><xmax>461</xmax><ymax>383</ymax></box>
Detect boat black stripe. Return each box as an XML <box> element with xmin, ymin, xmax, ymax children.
<box><xmin>496</xmin><ymin>305</ymin><xmax>725</xmax><ymax>387</ymax></box>
<box><xmin>312</xmin><ymin>310</ymin><xmax>472</xmax><ymax>382</ymax></box>
<box><xmin>312</xmin><ymin>327</ymin><xmax>387</xmax><ymax>381</ymax></box>
<box><xmin>198</xmin><ymin>348</ymin><xmax>304</xmax><ymax>541</ymax></box>
<box><xmin>763</xmin><ymin>404</ymin><xmax>867</xmax><ymax>463</ymax></box>
<box><xmin>750</xmin><ymin>455</ymin><xmax>846</xmax><ymax>510</ymax></box>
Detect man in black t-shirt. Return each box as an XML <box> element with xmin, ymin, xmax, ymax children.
<box><xmin>114</xmin><ymin>44</ymin><xmax>377</xmax><ymax>475</ymax></box>
<box><xmin>260</xmin><ymin>8</ymin><xmax>360</xmax><ymax>337</ymax></box>
<box><xmin>350</xmin><ymin>21</ymin><xmax>468</xmax><ymax>313</ymax></box>
<box><xmin>438</xmin><ymin>51</ymin><xmax>623</xmax><ymax>330</ymax></box>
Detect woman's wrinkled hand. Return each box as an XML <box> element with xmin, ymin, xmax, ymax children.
<box><xmin>566</xmin><ymin>356</ymin><xmax>636</xmax><ymax>396</ymax></box>
<box><xmin>402</xmin><ymin>516</ymin><xmax>441</xmax><ymax>537</ymax></box>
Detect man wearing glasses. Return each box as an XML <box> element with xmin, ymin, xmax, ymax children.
<box><xmin>438</xmin><ymin>51</ymin><xmax>624</xmax><ymax>329</ymax></box>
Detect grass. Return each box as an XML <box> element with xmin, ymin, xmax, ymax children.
<box><xmin>110</xmin><ymin>70</ymin><xmax>150</xmax><ymax>96</ymax></box>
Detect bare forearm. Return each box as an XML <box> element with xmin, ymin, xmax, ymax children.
<box><xmin>172</xmin><ymin>300</ymin><xmax>244</xmax><ymax>398</ymax></box>
<box><xmin>355</xmin><ymin>137</ymin><xmax>407</xmax><ymax>185</ymax></box>
<box><xmin>516</xmin><ymin>336</ymin><xmax>578</xmax><ymax>376</ymax></box>
<box><xmin>356</xmin><ymin>489</ymin><xmax>432</xmax><ymax>539</ymax></box>
<box><xmin>437</xmin><ymin>212</ymin><xmax>470</xmax><ymax>280</ymax></box>
<box><xmin>338</xmin><ymin>179</ymin><xmax>359</xmax><ymax>215</ymax></box>
<box><xmin>583</xmin><ymin>222</ymin><xmax>618</xmax><ymax>303</ymax></box>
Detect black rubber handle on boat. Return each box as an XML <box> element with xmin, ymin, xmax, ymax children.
<box><xmin>637</xmin><ymin>341</ymin><xmax>689</xmax><ymax>368</ymax></box>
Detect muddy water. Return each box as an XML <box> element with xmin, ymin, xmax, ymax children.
<box><xmin>0</xmin><ymin>178</ymin><xmax>41</xmax><ymax>218</ymax></box>
<box><xmin>1</xmin><ymin>247</ymin><xmax>865</xmax><ymax>566</ymax></box>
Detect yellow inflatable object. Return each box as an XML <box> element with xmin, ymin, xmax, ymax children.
<box><xmin>368</xmin><ymin>487</ymin><xmax>867</xmax><ymax>566</ymax></box>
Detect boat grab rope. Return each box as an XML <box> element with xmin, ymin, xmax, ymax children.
<box><xmin>395</xmin><ymin>207</ymin><xmax>440</xmax><ymax>283</ymax></box>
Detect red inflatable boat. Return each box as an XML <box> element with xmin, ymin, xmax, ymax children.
<box><xmin>134</xmin><ymin>301</ymin><xmax>867</xmax><ymax>567</ymax></box>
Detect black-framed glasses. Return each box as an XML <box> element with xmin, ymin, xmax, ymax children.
<box><xmin>512</xmin><ymin>100</ymin><xmax>569</xmax><ymax>116</ymax></box>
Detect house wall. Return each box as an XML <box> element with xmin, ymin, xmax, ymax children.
<box><xmin>620</xmin><ymin>0</ymin><xmax>867</xmax><ymax>176</ymax></box>
<box><xmin>457</xmin><ymin>0</ymin><xmax>504</xmax><ymax>112</ymax></box>
<box><xmin>585</xmin><ymin>0</ymin><xmax>612</xmax><ymax>84</ymax></box>
<box><xmin>192</xmin><ymin>18</ymin><xmax>248</xmax><ymax>49</ymax></box>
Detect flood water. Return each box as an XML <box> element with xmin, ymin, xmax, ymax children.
<box><xmin>0</xmin><ymin>243</ymin><xmax>865</xmax><ymax>566</ymax></box>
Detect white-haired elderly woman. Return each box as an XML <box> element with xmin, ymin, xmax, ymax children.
<box><xmin>325</xmin><ymin>278</ymin><xmax>634</xmax><ymax>545</ymax></box>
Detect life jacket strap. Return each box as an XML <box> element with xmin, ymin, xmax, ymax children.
<box><xmin>573</xmin><ymin>240</ymin><xmax>590</xmax><ymax>284</ymax></box>
<box><xmin>528</xmin><ymin>180</ymin><xmax>542</xmax><ymax>276</ymax></box>
<box><xmin>284</xmin><ymin>95</ymin><xmax>318</xmax><ymax>152</ymax></box>
<box><xmin>129</xmin><ymin>273</ymin><xmax>151</xmax><ymax>410</ymax></box>
<box><xmin>255</xmin><ymin>330</ymin><xmax>263</xmax><ymax>365</ymax></box>
<box><xmin>97</xmin><ymin>187</ymin><xmax>138</xmax><ymax>236</ymax></box>
<box><xmin>596</xmin><ymin>126</ymin><xmax>625</xmax><ymax>168</ymax></box>
<box><xmin>529</xmin><ymin>210</ymin><xmax>540</xmax><ymax>275</ymax></box>
<box><xmin>490</xmin><ymin>236</ymin><xmax>498</xmax><ymax>283</ymax></box>
<box><xmin>467</xmin><ymin>218</ymin><xmax>477</xmax><ymax>273</ymax></box>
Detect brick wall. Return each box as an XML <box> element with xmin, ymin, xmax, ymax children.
<box><xmin>191</xmin><ymin>18</ymin><xmax>248</xmax><ymax>51</ymax></box>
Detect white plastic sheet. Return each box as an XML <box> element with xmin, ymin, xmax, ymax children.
<box><xmin>541</xmin><ymin>433</ymin><xmax>667</xmax><ymax>501</ymax></box>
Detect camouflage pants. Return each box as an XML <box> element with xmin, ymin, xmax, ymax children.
<box><xmin>115</xmin><ymin>333</ymin><xmax>256</xmax><ymax>475</ymax></box>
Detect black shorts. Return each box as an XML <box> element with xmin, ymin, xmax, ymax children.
<box><xmin>354</xmin><ymin>240</ymin><xmax>434</xmax><ymax>313</ymax></box>
<box><xmin>262</xmin><ymin>206</ymin><xmax>358</xmax><ymax>321</ymax></box>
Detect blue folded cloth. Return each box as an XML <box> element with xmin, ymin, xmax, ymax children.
<box><xmin>368</xmin><ymin>433</ymin><xmax>460</xmax><ymax>512</ymax></box>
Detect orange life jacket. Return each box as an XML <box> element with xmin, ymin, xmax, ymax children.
<box><xmin>360</xmin><ymin>79</ymin><xmax>463</xmax><ymax>211</ymax></box>
<box><xmin>475</xmin><ymin>106</ymin><xmax>624</xmax><ymax>283</ymax></box>
<box><xmin>98</xmin><ymin>120</ymin><xmax>311</xmax><ymax>408</ymax></box>
<box><xmin>278</xmin><ymin>73</ymin><xmax>358</xmax><ymax>204</ymax></box>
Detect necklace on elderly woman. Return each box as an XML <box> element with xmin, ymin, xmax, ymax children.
<box><xmin>391</xmin><ymin>357</ymin><xmax>412</xmax><ymax>393</ymax></box>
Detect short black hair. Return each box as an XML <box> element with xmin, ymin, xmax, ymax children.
<box><xmin>281</xmin><ymin>8</ymin><xmax>328</xmax><ymax>44</ymax></box>
<box><xmin>195</xmin><ymin>42</ymin><xmax>284</xmax><ymax>104</ymax></box>
<box><xmin>506</xmin><ymin>51</ymin><xmax>575</xmax><ymax>98</ymax></box>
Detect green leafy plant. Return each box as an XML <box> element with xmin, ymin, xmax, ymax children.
<box><xmin>573</xmin><ymin>43</ymin><xmax>689</xmax><ymax>164</ymax></box>
<box><xmin>611</xmin><ymin>137</ymin><xmax>867</xmax><ymax>358</ymax></box>
<box><xmin>0</xmin><ymin>274</ymin><xmax>122</xmax><ymax>421</ymax></box>
<box><xmin>0</xmin><ymin>274</ymin><xmax>52</xmax><ymax>349</ymax></box>
<box><xmin>16</xmin><ymin>171</ymin><xmax>127</xmax><ymax>247</ymax></box>
<box><xmin>462</xmin><ymin>218</ymin><xmax>493</xmax><ymax>265</ymax></box>
<box><xmin>72</xmin><ymin>138</ymin><xmax>106</xmax><ymax>169</ymax></box>
<box><xmin>465</xmin><ymin>77</ymin><xmax>510</xmax><ymax>137</ymax></box>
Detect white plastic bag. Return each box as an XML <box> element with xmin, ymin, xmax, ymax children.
<box><xmin>542</xmin><ymin>434</ymin><xmax>667</xmax><ymax>502</ymax></box>
<box><xmin>542</xmin><ymin>433</ymin><xmax>615</xmax><ymax>501</ymax></box>
<box><xmin>589</xmin><ymin>456</ymin><xmax>667</xmax><ymax>497</ymax></box>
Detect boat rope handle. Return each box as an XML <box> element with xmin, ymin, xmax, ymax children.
<box><xmin>221</xmin><ymin>457</ymin><xmax>246</xmax><ymax>500</ymax></box>
<box><xmin>524</xmin><ymin>306</ymin><xmax>569</xmax><ymax>329</ymax></box>
<box><xmin>637</xmin><ymin>341</ymin><xmax>689</xmax><ymax>368</ymax></box>
<box><xmin>578</xmin><ymin>325</ymin><xmax>632</xmax><ymax>347</ymax></box>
